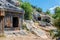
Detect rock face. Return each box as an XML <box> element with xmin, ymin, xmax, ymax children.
<box><xmin>25</xmin><ymin>20</ymin><xmax>48</xmax><ymax>39</ymax></box>
<box><xmin>39</xmin><ymin>21</ymin><xmax>46</xmax><ymax>27</ymax></box>
<box><xmin>33</xmin><ymin>13</ymin><xmax>51</xmax><ymax>22</ymax></box>
<box><xmin>20</xmin><ymin>30</ymin><xmax>28</xmax><ymax>35</ymax></box>
<box><xmin>39</xmin><ymin>21</ymin><xmax>51</xmax><ymax>27</ymax></box>
<box><xmin>33</xmin><ymin>11</ymin><xmax>52</xmax><ymax>26</ymax></box>
<box><xmin>0</xmin><ymin>0</ymin><xmax>24</xmax><ymax>13</ymax></box>
<box><xmin>6</xmin><ymin>0</ymin><xmax>20</xmax><ymax>6</ymax></box>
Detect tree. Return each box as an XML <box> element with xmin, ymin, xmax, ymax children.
<box><xmin>52</xmin><ymin>7</ymin><xmax>60</xmax><ymax>39</ymax></box>
<box><xmin>53</xmin><ymin>7</ymin><xmax>60</xmax><ymax>29</ymax></box>
<box><xmin>18</xmin><ymin>0</ymin><xmax>22</xmax><ymax>2</ymax></box>
<box><xmin>31</xmin><ymin>5</ymin><xmax>36</xmax><ymax>9</ymax></box>
<box><xmin>36</xmin><ymin>8</ymin><xmax>42</xmax><ymax>13</ymax></box>
<box><xmin>31</xmin><ymin>5</ymin><xmax>42</xmax><ymax>13</ymax></box>
<box><xmin>21</xmin><ymin>2</ymin><xmax>33</xmax><ymax>20</ymax></box>
<box><xmin>54</xmin><ymin>7</ymin><xmax>60</xmax><ymax>19</ymax></box>
<box><xmin>54</xmin><ymin>18</ymin><xmax>60</xmax><ymax>29</ymax></box>
<box><xmin>45</xmin><ymin>10</ymin><xmax>50</xmax><ymax>15</ymax></box>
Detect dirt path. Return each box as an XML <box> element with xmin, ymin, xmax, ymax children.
<box><xmin>0</xmin><ymin>33</ymin><xmax>50</xmax><ymax>40</ymax></box>
<box><xmin>0</xmin><ymin>30</ymin><xmax>52</xmax><ymax>40</ymax></box>
<box><xmin>0</xmin><ymin>22</ymin><xmax>54</xmax><ymax>40</ymax></box>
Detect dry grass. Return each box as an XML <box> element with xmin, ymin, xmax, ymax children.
<box><xmin>0</xmin><ymin>33</ymin><xmax>5</xmax><ymax>37</ymax></box>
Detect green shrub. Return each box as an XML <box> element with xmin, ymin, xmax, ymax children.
<box><xmin>49</xmin><ymin>30</ymin><xmax>60</xmax><ymax>39</ymax></box>
<box><xmin>53</xmin><ymin>18</ymin><xmax>60</xmax><ymax>29</ymax></box>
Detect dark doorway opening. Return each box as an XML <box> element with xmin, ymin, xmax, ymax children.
<box><xmin>44</xmin><ymin>19</ymin><xmax>50</xmax><ymax>23</ymax></box>
<box><xmin>38</xmin><ymin>17</ymin><xmax>41</xmax><ymax>21</ymax></box>
<box><xmin>13</xmin><ymin>17</ymin><xmax>19</xmax><ymax>27</ymax></box>
<box><xmin>0</xmin><ymin>16</ymin><xmax>3</xmax><ymax>22</ymax></box>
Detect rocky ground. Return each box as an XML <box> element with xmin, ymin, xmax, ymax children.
<box><xmin>0</xmin><ymin>30</ymin><xmax>52</xmax><ymax>40</ymax></box>
<box><xmin>0</xmin><ymin>28</ymin><xmax>53</xmax><ymax>40</ymax></box>
<box><xmin>0</xmin><ymin>21</ymin><xmax>56</xmax><ymax>40</ymax></box>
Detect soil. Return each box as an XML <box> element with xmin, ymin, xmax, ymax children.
<box><xmin>0</xmin><ymin>30</ymin><xmax>52</xmax><ymax>40</ymax></box>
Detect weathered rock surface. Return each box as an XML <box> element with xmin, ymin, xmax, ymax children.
<box><xmin>39</xmin><ymin>21</ymin><xmax>46</xmax><ymax>27</ymax></box>
<box><xmin>25</xmin><ymin>20</ymin><xmax>52</xmax><ymax>40</ymax></box>
<box><xmin>39</xmin><ymin>21</ymin><xmax>52</xmax><ymax>27</ymax></box>
<box><xmin>19</xmin><ymin>30</ymin><xmax>28</xmax><ymax>35</ymax></box>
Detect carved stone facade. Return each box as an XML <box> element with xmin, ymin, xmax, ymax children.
<box><xmin>0</xmin><ymin>0</ymin><xmax>24</xmax><ymax>34</ymax></box>
<box><xmin>0</xmin><ymin>10</ymin><xmax>24</xmax><ymax>31</ymax></box>
<box><xmin>33</xmin><ymin>10</ymin><xmax>51</xmax><ymax>23</ymax></box>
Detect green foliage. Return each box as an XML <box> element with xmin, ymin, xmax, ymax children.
<box><xmin>31</xmin><ymin>5</ymin><xmax>42</xmax><ymax>13</ymax></box>
<box><xmin>55</xmin><ymin>7</ymin><xmax>60</xmax><ymax>14</ymax></box>
<box><xmin>54</xmin><ymin>7</ymin><xmax>60</xmax><ymax>19</ymax></box>
<box><xmin>18</xmin><ymin>0</ymin><xmax>22</xmax><ymax>2</ymax></box>
<box><xmin>45</xmin><ymin>10</ymin><xmax>50</xmax><ymax>15</ymax></box>
<box><xmin>51</xmin><ymin>7</ymin><xmax>60</xmax><ymax>39</ymax></box>
<box><xmin>21</xmin><ymin>2</ymin><xmax>33</xmax><ymax>20</ymax></box>
<box><xmin>53</xmin><ymin>19</ymin><xmax>60</xmax><ymax>29</ymax></box>
<box><xmin>36</xmin><ymin>7</ymin><xmax>42</xmax><ymax>13</ymax></box>
<box><xmin>31</xmin><ymin>5</ymin><xmax>36</xmax><ymax>9</ymax></box>
<box><xmin>53</xmin><ymin>7</ymin><xmax>60</xmax><ymax>29</ymax></box>
<box><xmin>50</xmin><ymin>30</ymin><xmax>60</xmax><ymax>39</ymax></box>
<box><xmin>52</xmin><ymin>14</ymin><xmax>58</xmax><ymax>19</ymax></box>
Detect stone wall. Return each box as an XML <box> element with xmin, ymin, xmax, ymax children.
<box><xmin>0</xmin><ymin>16</ymin><xmax>4</xmax><ymax>35</ymax></box>
<box><xmin>4</xmin><ymin>12</ymin><xmax>23</xmax><ymax>30</ymax></box>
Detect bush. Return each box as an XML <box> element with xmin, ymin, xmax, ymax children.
<box><xmin>53</xmin><ymin>18</ymin><xmax>60</xmax><ymax>29</ymax></box>
<box><xmin>49</xmin><ymin>30</ymin><xmax>60</xmax><ymax>39</ymax></box>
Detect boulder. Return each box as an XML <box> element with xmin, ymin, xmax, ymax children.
<box><xmin>46</xmin><ymin>23</ymin><xmax>51</xmax><ymax>26</ymax></box>
<box><xmin>39</xmin><ymin>21</ymin><xmax>46</xmax><ymax>27</ymax></box>
<box><xmin>19</xmin><ymin>30</ymin><xmax>28</xmax><ymax>35</ymax></box>
<box><xmin>26</xmin><ymin>22</ymin><xmax>48</xmax><ymax>39</ymax></box>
